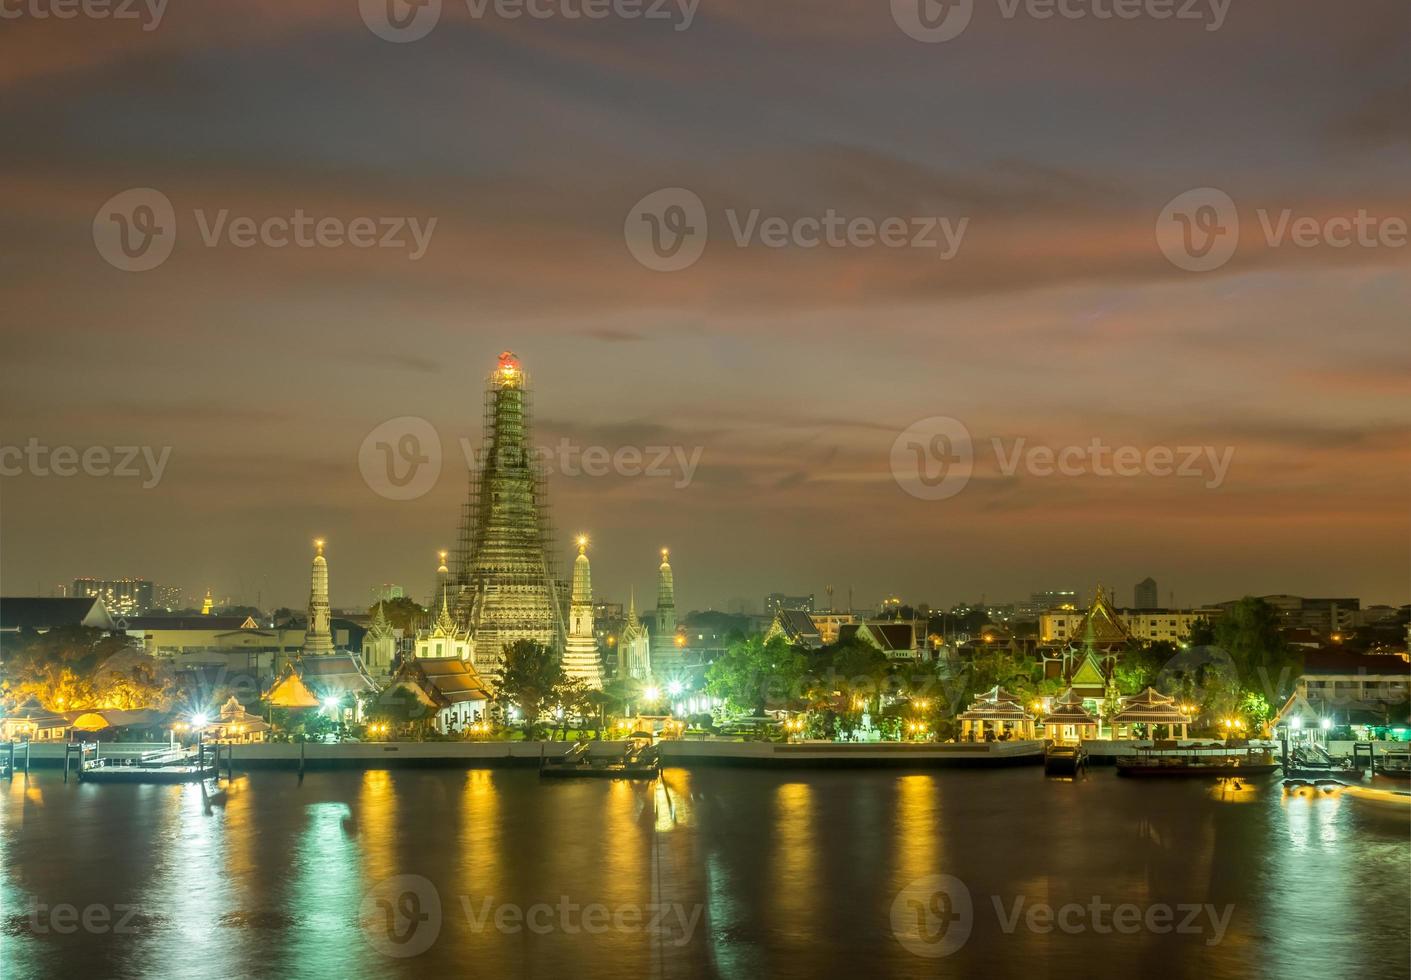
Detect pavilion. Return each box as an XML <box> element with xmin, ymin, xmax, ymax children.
<box><xmin>1111</xmin><ymin>687</ymin><xmax>1189</xmax><ymax>739</ymax></box>
<box><xmin>1040</xmin><ymin>688</ymin><xmax>1099</xmax><ymax>743</ymax></box>
<box><xmin>958</xmin><ymin>686</ymin><xmax>1037</xmax><ymax>741</ymax></box>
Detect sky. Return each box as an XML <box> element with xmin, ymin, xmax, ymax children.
<box><xmin>0</xmin><ymin>0</ymin><xmax>1407</xmax><ymax>613</ymax></box>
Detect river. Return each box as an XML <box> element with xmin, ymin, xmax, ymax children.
<box><xmin>2</xmin><ymin>767</ymin><xmax>1408</xmax><ymax>979</ymax></box>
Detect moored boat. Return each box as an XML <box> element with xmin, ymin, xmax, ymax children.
<box><xmin>1117</xmin><ymin>747</ymin><xmax>1278</xmax><ymax>778</ymax></box>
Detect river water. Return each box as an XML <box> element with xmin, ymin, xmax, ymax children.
<box><xmin>2</xmin><ymin>767</ymin><xmax>1408</xmax><ymax>979</ymax></box>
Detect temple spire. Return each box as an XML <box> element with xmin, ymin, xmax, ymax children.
<box><xmin>562</xmin><ymin>534</ymin><xmax>602</xmax><ymax>688</ymax></box>
<box><xmin>303</xmin><ymin>538</ymin><xmax>334</xmax><ymax>655</ymax></box>
<box><xmin>652</xmin><ymin>547</ymin><xmax>679</xmax><ymax>670</ymax></box>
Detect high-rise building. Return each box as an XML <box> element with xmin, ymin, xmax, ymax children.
<box><xmin>72</xmin><ymin>578</ymin><xmax>154</xmax><ymax>616</ymax></box>
<box><xmin>651</xmin><ymin>548</ymin><xmax>680</xmax><ymax>671</ymax></box>
<box><xmin>452</xmin><ymin>352</ymin><xmax>565</xmax><ymax>688</ymax></box>
<box><xmin>1015</xmin><ymin>589</ymin><xmax>1081</xmax><ymax>621</ymax></box>
<box><xmin>1134</xmin><ymin>577</ymin><xmax>1158</xmax><ymax>610</ymax></box>
<box><xmin>562</xmin><ymin>536</ymin><xmax>603</xmax><ymax>689</ymax></box>
<box><xmin>154</xmin><ymin>584</ymin><xmax>183</xmax><ymax>612</ymax></box>
<box><xmin>764</xmin><ymin>592</ymin><xmax>815</xmax><ymax>615</ymax></box>
<box><xmin>303</xmin><ymin>539</ymin><xmax>334</xmax><ymax>655</ymax></box>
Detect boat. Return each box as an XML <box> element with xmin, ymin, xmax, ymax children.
<box><xmin>1341</xmin><ymin>783</ymin><xmax>1411</xmax><ymax>813</ymax></box>
<box><xmin>1043</xmin><ymin>743</ymin><xmax>1087</xmax><ymax>776</ymax></box>
<box><xmin>1283</xmin><ymin>743</ymin><xmax>1365</xmax><ymax>780</ymax></box>
<box><xmin>1116</xmin><ymin>747</ymin><xmax>1278</xmax><ymax>778</ymax></box>
<box><xmin>1371</xmin><ymin>751</ymin><xmax>1411</xmax><ymax>781</ymax></box>
<box><xmin>540</xmin><ymin>733</ymin><xmax>661</xmax><ymax>780</ymax></box>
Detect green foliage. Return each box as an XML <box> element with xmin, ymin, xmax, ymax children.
<box><xmin>705</xmin><ymin>634</ymin><xmax>804</xmax><ymax>714</ymax></box>
<box><xmin>1213</xmin><ymin>597</ymin><xmax>1299</xmax><ymax>698</ymax></box>
<box><xmin>1</xmin><ymin>627</ymin><xmax>174</xmax><ymax>711</ymax></box>
<box><xmin>498</xmin><ymin>639</ymin><xmax>565</xmax><ymax>729</ymax></box>
<box><xmin>1187</xmin><ymin>617</ymin><xmax>1217</xmax><ymax>646</ymax></box>
<box><xmin>372</xmin><ymin>597</ymin><xmax>429</xmax><ymax>634</ymax></box>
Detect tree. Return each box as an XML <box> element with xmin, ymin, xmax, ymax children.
<box><xmin>705</xmin><ymin>634</ymin><xmax>803</xmax><ymax>715</ymax></box>
<box><xmin>1187</xmin><ymin>617</ymin><xmax>1217</xmax><ymax>647</ymax></box>
<box><xmin>498</xmin><ymin>639</ymin><xmax>564</xmax><ymax>733</ymax></box>
<box><xmin>371</xmin><ymin>597</ymin><xmax>429</xmax><ymax>634</ymax></box>
<box><xmin>1213</xmin><ymin>597</ymin><xmax>1300</xmax><ymax>701</ymax></box>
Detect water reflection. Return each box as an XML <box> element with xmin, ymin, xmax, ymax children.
<box><xmin>770</xmin><ymin>782</ymin><xmax>816</xmax><ymax>947</ymax></box>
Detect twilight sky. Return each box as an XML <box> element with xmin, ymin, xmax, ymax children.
<box><xmin>0</xmin><ymin>0</ymin><xmax>1407</xmax><ymax>612</ymax></box>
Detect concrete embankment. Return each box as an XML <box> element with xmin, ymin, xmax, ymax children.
<box><xmin>12</xmin><ymin>739</ymin><xmax>1044</xmax><ymax>771</ymax></box>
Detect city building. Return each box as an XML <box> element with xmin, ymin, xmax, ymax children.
<box><xmin>303</xmin><ymin>539</ymin><xmax>334</xmax><ymax>656</ymax></box>
<box><xmin>1216</xmin><ymin>595</ymin><xmax>1362</xmax><ymax>637</ymax></box>
<box><xmin>1040</xmin><ymin>589</ymin><xmax>1220</xmax><ymax>646</ymax></box>
<box><xmin>1014</xmin><ymin>589</ymin><xmax>1081</xmax><ymax>621</ymax></box>
<box><xmin>562</xmin><ymin>537</ymin><xmax>603</xmax><ymax>688</ymax></box>
<box><xmin>452</xmin><ymin>352</ymin><xmax>565</xmax><ymax>687</ymax></box>
<box><xmin>0</xmin><ymin>597</ymin><xmax>116</xmax><ymax>637</ymax></box>
<box><xmin>154</xmin><ymin>584</ymin><xmax>183</xmax><ymax>612</ymax></box>
<box><xmin>72</xmin><ymin>578</ymin><xmax>154</xmax><ymax>616</ymax></box>
<box><xmin>764</xmin><ymin>592</ymin><xmax>815</xmax><ymax>615</ymax></box>
<box><xmin>1295</xmin><ymin>651</ymin><xmax>1411</xmax><ymax>721</ymax></box>
<box><xmin>1134</xmin><ymin>577</ymin><xmax>1158</xmax><ymax>610</ymax></box>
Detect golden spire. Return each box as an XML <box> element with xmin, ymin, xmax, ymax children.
<box><xmin>577</xmin><ymin>534</ymin><xmax>589</xmax><ymax>556</ymax></box>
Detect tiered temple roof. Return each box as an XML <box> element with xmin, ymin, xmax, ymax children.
<box><xmin>1111</xmin><ymin>686</ymin><xmax>1188</xmax><ymax>725</ymax></box>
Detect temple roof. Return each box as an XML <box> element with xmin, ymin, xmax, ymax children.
<box><xmin>1112</xmin><ymin>687</ymin><xmax>1187</xmax><ymax>724</ymax></box>
<box><xmin>1069</xmin><ymin>587</ymin><xmax>1131</xmax><ymax>648</ymax></box>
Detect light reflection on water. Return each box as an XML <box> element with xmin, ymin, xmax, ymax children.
<box><xmin>1</xmin><ymin>768</ymin><xmax>1407</xmax><ymax>980</ymax></box>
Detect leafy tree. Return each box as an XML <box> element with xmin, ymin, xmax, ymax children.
<box><xmin>498</xmin><ymin>639</ymin><xmax>564</xmax><ymax>732</ymax></box>
<box><xmin>371</xmin><ymin>597</ymin><xmax>429</xmax><ymax>634</ymax></box>
<box><xmin>705</xmin><ymin>634</ymin><xmax>803</xmax><ymax>715</ymax></box>
<box><xmin>1213</xmin><ymin>597</ymin><xmax>1300</xmax><ymax>701</ymax></box>
<box><xmin>1187</xmin><ymin>617</ymin><xmax>1217</xmax><ymax>647</ymax></box>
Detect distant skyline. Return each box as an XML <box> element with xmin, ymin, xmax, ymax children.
<box><xmin>1</xmin><ymin>2</ymin><xmax>1407</xmax><ymax>610</ymax></box>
